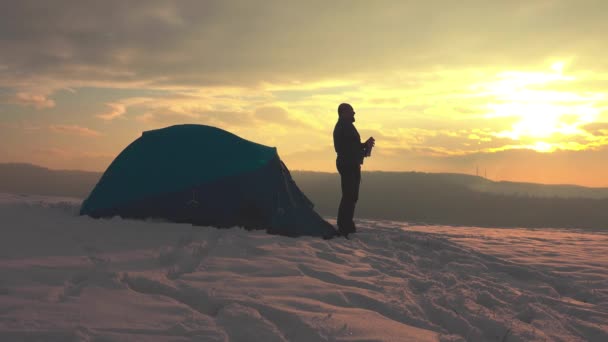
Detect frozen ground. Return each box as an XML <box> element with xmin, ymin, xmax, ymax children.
<box><xmin>0</xmin><ymin>193</ymin><xmax>606</xmax><ymax>341</ymax></box>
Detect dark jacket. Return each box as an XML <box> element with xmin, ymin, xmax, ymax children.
<box><xmin>333</xmin><ymin>116</ymin><xmax>365</xmax><ymax>166</ymax></box>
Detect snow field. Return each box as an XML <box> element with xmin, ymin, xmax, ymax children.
<box><xmin>0</xmin><ymin>193</ymin><xmax>606</xmax><ymax>341</ymax></box>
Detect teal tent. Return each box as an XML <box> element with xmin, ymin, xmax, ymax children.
<box><xmin>80</xmin><ymin>124</ymin><xmax>336</xmax><ymax>238</ymax></box>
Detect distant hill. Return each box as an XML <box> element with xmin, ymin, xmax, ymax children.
<box><xmin>466</xmin><ymin>177</ymin><xmax>608</xmax><ymax>199</ymax></box>
<box><xmin>0</xmin><ymin>163</ymin><xmax>100</xmax><ymax>198</ymax></box>
<box><xmin>2</xmin><ymin>163</ymin><xmax>608</xmax><ymax>229</ymax></box>
<box><xmin>291</xmin><ymin>170</ymin><xmax>608</xmax><ymax>201</ymax></box>
<box><xmin>291</xmin><ymin>171</ymin><xmax>608</xmax><ymax>230</ymax></box>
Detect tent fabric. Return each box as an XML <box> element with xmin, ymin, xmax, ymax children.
<box><xmin>80</xmin><ymin>124</ymin><xmax>336</xmax><ymax>238</ymax></box>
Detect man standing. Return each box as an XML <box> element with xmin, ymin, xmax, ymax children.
<box><xmin>333</xmin><ymin>103</ymin><xmax>375</xmax><ymax>237</ymax></box>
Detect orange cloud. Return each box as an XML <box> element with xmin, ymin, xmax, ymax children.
<box><xmin>97</xmin><ymin>103</ymin><xmax>126</xmax><ymax>120</ymax></box>
<box><xmin>50</xmin><ymin>124</ymin><xmax>101</xmax><ymax>137</ymax></box>
<box><xmin>12</xmin><ymin>92</ymin><xmax>55</xmax><ymax>109</ymax></box>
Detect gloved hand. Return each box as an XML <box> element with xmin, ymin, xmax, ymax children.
<box><xmin>365</xmin><ymin>137</ymin><xmax>375</xmax><ymax>148</ymax></box>
<box><xmin>364</xmin><ymin>137</ymin><xmax>375</xmax><ymax>157</ymax></box>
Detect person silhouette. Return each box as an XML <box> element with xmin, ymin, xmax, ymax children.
<box><xmin>333</xmin><ymin>103</ymin><xmax>375</xmax><ymax>237</ymax></box>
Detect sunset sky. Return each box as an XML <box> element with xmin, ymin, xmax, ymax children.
<box><xmin>2</xmin><ymin>1</ymin><xmax>608</xmax><ymax>186</ymax></box>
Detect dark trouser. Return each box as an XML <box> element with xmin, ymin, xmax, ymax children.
<box><xmin>337</xmin><ymin>161</ymin><xmax>361</xmax><ymax>233</ymax></box>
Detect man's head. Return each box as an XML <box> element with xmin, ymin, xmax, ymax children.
<box><xmin>338</xmin><ymin>103</ymin><xmax>355</xmax><ymax>122</ymax></box>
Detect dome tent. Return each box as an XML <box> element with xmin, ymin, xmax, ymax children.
<box><xmin>80</xmin><ymin>124</ymin><xmax>336</xmax><ymax>238</ymax></box>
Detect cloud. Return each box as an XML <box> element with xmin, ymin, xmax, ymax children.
<box><xmin>3</xmin><ymin>0</ymin><xmax>608</xmax><ymax>184</ymax></box>
<box><xmin>135</xmin><ymin>109</ymin><xmax>199</xmax><ymax>124</ymax></box>
<box><xmin>92</xmin><ymin>96</ymin><xmax>160</xmax><ymax>121</ymax></box>
<box><xmin>2</xmin><ymin>1</ymin><xmax>608</xmax><ymax>91</ymax></box>
<box><xmin>253</xmin><ymin>106</ymin><xmax>313</xmax><ymax>128</ymax></box>
<box><xmin>581</xmin><ymin>122</ymin><xmax>608</xmax><ymax>136</ymax></box>
<box><xmin>50</xmin><ymin>124</ymin><xmax>101</xmax><ymax>137</ymax></box>
<box><xmin>136</xmin><ymin>107</ymin><xmax>256</xmax><ymax>128</ymax></box>
<box><xmin>97</xmin><ymin>103</ymin><xmax>126</xmax><ymax>120</ymax></box>
<box><xmin>134</xmin><ymin>102</ymin><xmax>313</xmax><ymax>131</ymax></box>
<box><xmin>4</xmin><ymin>92</ymin><xmax>56</xmax><ymax>109</ymax></box>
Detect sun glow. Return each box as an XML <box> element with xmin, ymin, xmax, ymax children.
<box><xmin>551</xmin><ymin>61</ymin><xmax>565</xmax><ymax>74</ymax></box>
<box><xmin>530</xmin><ymin>141</ymin><xmax>553</xmax><ymax>153</ymax></box>
<box><xmin>477</xmin><ymin>62</ymin><xmax>603</xmax><ymax>152</ymax></box>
